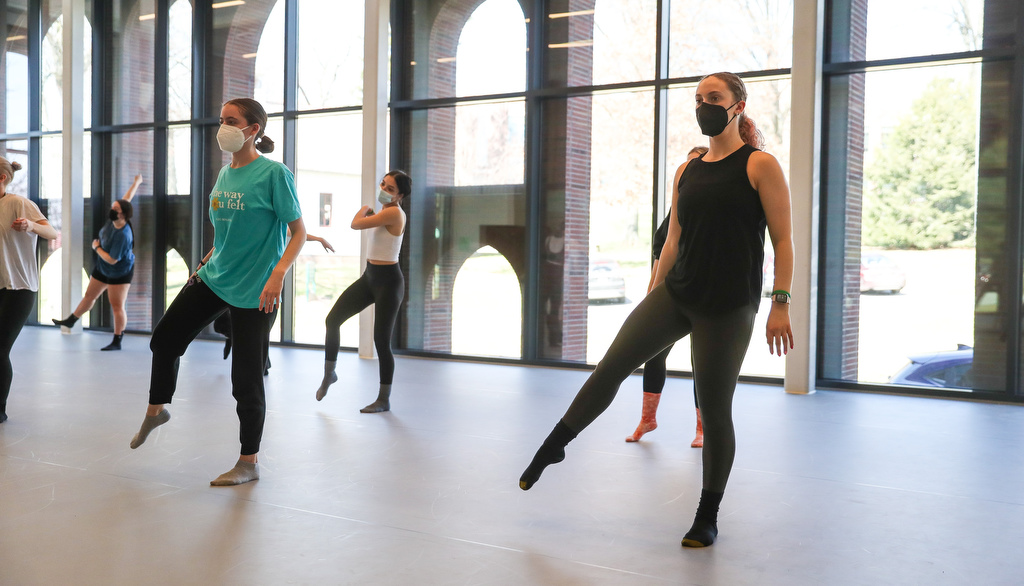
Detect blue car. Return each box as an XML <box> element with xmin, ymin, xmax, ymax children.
<box><xmin>889</xmin><ymin>345</ymin><xmax>973</xmax><ymax>389</ymax></box>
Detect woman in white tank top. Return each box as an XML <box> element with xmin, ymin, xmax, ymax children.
<box><xmin>315</xmin><ymin>171</ymin><xmax>411</xmax><ymax>413</ymax></box>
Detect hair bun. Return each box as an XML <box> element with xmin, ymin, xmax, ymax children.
<box><xmin>255</xmin><ymin>134</ymin><xmax>275</xmax><ymax>154</ymax></box>
<box><xmin>10</xmin><ymin>161</ymin><xmax>22</xmax><ymax>171</ymax></box>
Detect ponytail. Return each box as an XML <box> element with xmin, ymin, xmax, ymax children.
<box><xmin>739</xmin><ymin>115</ymin><xmax>765</xmax><ymax>150</ymax></box>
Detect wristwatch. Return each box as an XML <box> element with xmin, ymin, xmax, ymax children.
<box><xmin>772</xmin><ymin>292</ymin><xmax>791</xmax><ymax>304</ymax></box>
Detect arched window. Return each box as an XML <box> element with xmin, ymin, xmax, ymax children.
<box><xmin>452</xmin><ymin>246</ymin><xmax>522</xmax><ymax>358</ymax></box>
<box><xmin>453</xmin><ymin>0</ymin><xmax>526</xmax><ymax>186</ymax></box>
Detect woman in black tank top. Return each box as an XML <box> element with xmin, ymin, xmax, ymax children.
<box><xmin>520</xmin><ymin>73</ymin><xmax>795</xmax><ymax>548</ymax></box>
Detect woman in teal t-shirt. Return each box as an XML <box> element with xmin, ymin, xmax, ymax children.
<box><xmin>128</xmin><ymin>98</ymin><xmax>307</xmax><ymax>487</ymax></box>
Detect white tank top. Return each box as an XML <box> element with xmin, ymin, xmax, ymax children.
<box><xmin>367</xmin><ymin>223</ymin><xmax>404</xmax><ymax>263</ymax></box>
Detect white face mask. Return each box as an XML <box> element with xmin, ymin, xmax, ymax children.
<box><xmin>377</xmin><ymin>189</ymin><xmax>395</xmax><ymax>205</ymax></box>
<box><xmin>217</xmin><ymin>124</ymin><xmax>254</xmax><ymax>153</ymax></box>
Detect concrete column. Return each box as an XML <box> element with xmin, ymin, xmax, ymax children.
<box><xmin>359</xmin><ymin>0</ymin><xmax>390</xmax><ymax>358</ymax></box>
<box><xmin>60</xmin><ymin>0</ymin><xmax>85</xmax><ymax>333</ymax></box>
<box><xmin>784</xmin><ymin>0</ymin><xmax>824</xmax><ymax>394</ymax></box>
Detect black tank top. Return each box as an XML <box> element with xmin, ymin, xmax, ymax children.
<box><xmin>652</xmin><ymin>214</ymin><xmax>670</xmax><ymax>261</ymax></box>
<box><xmin>664</xmin><ymin>144</ymin><xmax>767</xmax><ymax>314</ymax></box>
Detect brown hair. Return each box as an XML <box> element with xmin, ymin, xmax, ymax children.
<box><xmin>224</xmin><ymin>98</ymin><xmax>275</xmax><ymax>154</ymax></box>
<box><xmin>687</xmin><ymin>146</ymin><xmax>709</xmax><ymax>158</ymax></box>
<box><xmin>0</xmin><ymin>156</ymin><xmax>22</xmax><ymax>186</ymax></box>
<box><xmin>702</xmin><ymin>72</ymin><xmax>765</xmax><ymax>150</ymax></box>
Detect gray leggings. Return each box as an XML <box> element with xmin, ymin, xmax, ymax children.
<box><xmin>562</xmin><ymin>284</ymin><xmax>756</xmax><ymax>492</ymax></box>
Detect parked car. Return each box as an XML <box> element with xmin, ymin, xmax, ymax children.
<box><xmin>889</xmin><ymin>345</ymin><xmax>973</xmax><ymax>389</ymax></box>
<box><xmin>588</xmin><ymin>259</ymin><xmax>627</xmax><ymax>304</ymax></box>
<box><xmin>861</xmin><ymin>252</ymin><xmax>906</xmax><ymax>294</ymax></box>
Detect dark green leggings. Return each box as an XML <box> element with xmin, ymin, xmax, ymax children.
<box><xmin>562</xmin><ymin>284</ymin><xmax>756</xmax><ymax>492</ymax></box>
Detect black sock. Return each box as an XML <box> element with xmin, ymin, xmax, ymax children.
<box><xmin>519</xmin><ymin>420</ymin><xmax>577</xmax><ymax>490</ymax></box>
<box><xmin>682</xmin><ymin>489</ymin><xmax>724</xmax><ymax>548</ymax></box>
<box><xmin>101</xmin><ymin>334</ymin><xmax>123</xmax><ymax>351</ymax></box>
<box><xmin>52</xmin><ymin>314</ymin><xmax>79</xmax><ymax>327</ymax></box>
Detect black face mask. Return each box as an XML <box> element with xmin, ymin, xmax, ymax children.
<box><xmin>109</xmin><ymin>209</ymin><xmax>121</xmax><ymax>222</ymax></box>
<box><xmin>695</xmin><ymin>101</ymin><xmax>739</xmax><ymax>137</ymax></box>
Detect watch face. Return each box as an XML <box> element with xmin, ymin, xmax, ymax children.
<box><xmin>774</xmin><ymin>293</ymin><xmax>789</xmax><ymax>303</ymax></box>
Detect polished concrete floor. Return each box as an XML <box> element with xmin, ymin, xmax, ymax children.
<box><xmin>3</xmin><ymin>326</ymin><xmax>1024</xmax><ymax>585</ymax></box>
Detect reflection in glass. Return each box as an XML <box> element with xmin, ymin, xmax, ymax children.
<box><xmin>106</xmin><ymin>0</ymin><xmax>154</xmax><ymax>125</ymax></box>
<box><xmin>254</xmin><ymin>0</ymin><xmax>285</xmax><ymax>114</ymax></box>
<box><xmin>404</xmin><ymin>108</ymin><xmax>527</xmax><ymax>355</ymax></box>
<box><xmin>545</xmin><ymin>0</ymin><xmax>656</xmax><ymax>87</ymax></box>
<box><xmin>3</xmin><ymin>7</ymin><xmax>30</xmax><ymax>135</ymax></box>
<box><xmin>297</xmin><ymin>0</ymin><xmax>364</xmax><ymax>109</ymax></box>
<box><xmin>166</xmin><ymin>125</ymin><xmax>192</xmax><ymax>313</ymax></box>
<box><xmin>454</xmin><ymin>101</ymin><xmax>524</xmax><ymax>186</ymax></box>
<box><xmin>167</xmin><ymin>125</ymin><xmax>190</xmax><ymax>195</ymax></box>
<box><xmin>111</xmin><ymin>131</ymin><xmax>155</xmax><ymax>331</ymax></box>
<box><xmin>165</xmin><ymin>249</ymin><xmax>188</xmax><ymax>310</ymax></box>
<box><xmin>584</xmin><ymin>90</ymin><xmax>654</xmax><ymax>364</ymax></box>
<box><xmin>455</xmin><ymin>0</ymin><xmax>526</xmax><ymax>97</ymax></box>
<box><xmin>452</xmin><ymin>247</ymin><xmax>522</xmax><ymax>358</ymax></box>
<box><xmin>407</xmin><ymin>0</ymin><xmax>526</xmax><ymax>100</ymax></box>
<box><xmin>669</xmin><ymin>0</ymin><xmax>793</xmax><ymax>79</ymax></box>
<box><xmin>168</xmin><ymin>0</ymin><xmax>192</xmax><ymax>121</ymax></box>
<box><xmin>293</xmin><ymin>113</ymin><xmax>363</xmax><ymax>346</ymax></box>
<box><xmin>41</xmin><ymin>11</ymin><xmax>94</xmax><ymax>130</ymax></box>
<box><xmin>39</xmin><ymin>135</ymin><xmax>65</xmax><ymax>323</ymax></box>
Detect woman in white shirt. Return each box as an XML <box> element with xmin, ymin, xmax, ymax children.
<box><xmin>315</xmin><ymin>171</ymin><xmax>411</xmax><ymax>413</ymax></box>
<box><xmin>0</xmin><ymin>157</ymin><xmax>58</xmax><ymax>423</ymax></box>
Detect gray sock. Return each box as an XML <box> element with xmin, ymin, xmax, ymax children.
<box><xmin>129</xmin><ymin>409</ymin><xmax>171</xmax><ymax>449</ymax></box>
<box><xmin>360</xmin><ymin>384</ymin><xmax>392</xmax><ymax>413</ymax></box>
<box><xmin>210</xmin><ymin>459</ymin><xmax>260</xmax><ymax>486</ymax></box>
<box><xmin>315</xmin><ymin>360</ymin><xmax>338</xmax><ymax>401</ymax></box>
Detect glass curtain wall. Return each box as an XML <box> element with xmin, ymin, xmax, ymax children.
<box><xmin>395</xmin><ymin>0</ymin><xmax>794</xmax><ymax>376</ymax></box>
<box><xmin>822</xmin><ymin>0</ymin><xmax>1024</xmax><ymax>397</ymax></box>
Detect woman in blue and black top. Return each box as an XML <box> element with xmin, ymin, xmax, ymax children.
<box><xmin>53</xmin><ymin>174</ymin><xmax>142</xmax><ymax>351</ymax></box>
<box><xmin>520</xmin><ymin>72</ymin><xmax>795</xmax><ymax>548</ymax></box>
<box><xmin>128</xmin><ymin>98</ymin><xmax>306</xmax><ymax>487</ymax></box>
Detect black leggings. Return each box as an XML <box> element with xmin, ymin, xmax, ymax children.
<box><xmin>0</xmin><ymin>288</ymin><xmax>35</xmax><ymax>415</ymax></box>
<box><xmin>641</xmin><ymin>343</ymin><xmax>699</xmax><ymax>408</ymax></box>
<box><xmin>148</xmin><ymin>279</ymin><xmax>276</xmax><ymax>455</ymax></box>
<box><xmin>324</xmin><ymin>262</ymin><xmax>404</xmax><ymax>384</ymax></box>
<box><xmin>563</xmin><ymin>284</ymin><xmax>756</xmax><ymax>492</ymax></box>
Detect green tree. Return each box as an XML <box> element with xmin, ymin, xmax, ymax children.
<box><xmin>864</xmin><ymin>77</ymin><xmax>976</xmax><ymax>249</ymax></box>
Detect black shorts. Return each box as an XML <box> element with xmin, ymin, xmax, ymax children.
<box><xmin>91</xmin><ymin>265</ymin><xmax>134</xmax><ymax>285</ymax></box>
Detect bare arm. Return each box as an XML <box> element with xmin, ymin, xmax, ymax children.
<box><xmin>12</xmin><ymin>218</ymin><xmax>57</xmax><ymax>240</ymax></box>
<box><xmin>652</xmin><ymin>161</ymin><xmax>689</xmax><ymax>289</ymax></box>
<box><xmin>750</xmin><ymin>151</ymin><xmax>795</xmax><ymax>356</ymax></box>
<box><xmin>646</xmin><ymin>259</ymin><xmax>660</xmax><ymax>294</ymax></box>
<box><xmin>305</xmin><ymin>234</ymin><xmax>335</xmax><ymax>252</ymax></box>
<box><xmin>122</xmin><ymin>175</ymin><xmax>143</xmax><ymax>202</ymax></box>
<box><xmin>92</xmin><ymin>239</ymin><xmax>119</xmax><ymax>265</ymax></box>
<box><xmin>259</xmin><ymin>218</ymin><xmax>307</xmax><ymax>313</ymax></box>
<box><xmin>350</xmin><ymin>205</ymin><xmax>404</xmax><ymax>231</ymax></box>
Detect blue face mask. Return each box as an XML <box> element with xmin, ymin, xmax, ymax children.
<box><xmin>377</xmin><ymin>189</ymin><xmax>395</xmax><ymax>205</ymax></box>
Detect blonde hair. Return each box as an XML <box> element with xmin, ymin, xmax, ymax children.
<box><xmin>0</xmin><ymin>156</ymin><xmax>22</xmax><ymax>186</ymax></box>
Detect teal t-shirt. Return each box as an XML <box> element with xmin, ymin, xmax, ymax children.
<box><xmin>198</xmin><ymin>156</ymin><xmax>302</xmax><ymax>308</ymax></box>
